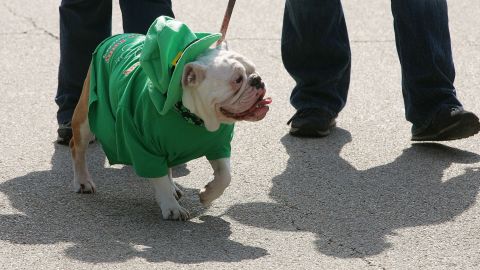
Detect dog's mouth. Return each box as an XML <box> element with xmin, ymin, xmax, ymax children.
<box><xmin>220</xmin><ymin>89</ymin><xmax>272</xmax><ymax>121</ymax></box>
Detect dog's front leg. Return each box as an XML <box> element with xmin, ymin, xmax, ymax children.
<box><xmin>199</xmin><ymin>158</ymin><xmax>231</xmax><ymax>206</ymax></box>
<box><xmin>151</xmin><ymin>175</ymin><xmax>190</xmax><ymax>221</ymax></box>
<box><xmin>168</xmin><ymin>168</ymin><xmax>184</xmax><ymax>200</ymax></box>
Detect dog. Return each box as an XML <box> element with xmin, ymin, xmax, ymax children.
<box><xmin>69</xmin><ymin>17</ymin><xmax>271</xmax><ymax>220</ymax></box>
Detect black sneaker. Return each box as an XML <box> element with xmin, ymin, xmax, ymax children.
<box><xmin>57</xmin><ymin>121</ymin><xmax>72</xmax><ymax>145</ymax></box>
<box><xmin>411</xmin><ymin>106</ymin><xmax>480</xmax><ymax>141</ymax></box>
<box><xmin>287</xmin><ymin>108</ymin><xmax>337</xmax><ymax>137</ymax></box>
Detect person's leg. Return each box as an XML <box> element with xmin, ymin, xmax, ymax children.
<box><xmin>282</xmin><ymin>0</ymin><xmax>351</xmax><ymax>137</ymax></box>
<box><xmin>391</xmin><ymin>0</ymin><xmax>479</xmax><ymax>140</ymax></box>
<box><xmin>56</xmin><ymin>0</ymin><xmax>112</xmax><ymax>144</ymax></box>
<box><xmin>119</xmin><ymin>0</ymin><xmax>174</xmax><ymax>34</ymax></box>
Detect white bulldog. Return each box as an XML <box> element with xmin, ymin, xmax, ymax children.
<box><xmin>69</xmin><ymin>20</ymin><xmax>271</xmax><ymax>221</ymax></box>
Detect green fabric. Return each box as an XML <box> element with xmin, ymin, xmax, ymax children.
<box><xmin>140</xmin><ymin>16</ymin><xmax>221</xmax><ymax>114</ymax></box>
<box><xmin>88</xmin><ymin>33</ymin><xmax>234</xmax><ymax>178</ymax></box>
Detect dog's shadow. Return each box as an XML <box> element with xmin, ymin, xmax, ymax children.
<box><xmin>0</xmin><ymin>144</ymin><xmax>267</xmax><ymax>263</ymax></box>
<box><xmin>226</xmin><ymin>129</ymin><xmax>480</xmax><ymax>258</ymax></box>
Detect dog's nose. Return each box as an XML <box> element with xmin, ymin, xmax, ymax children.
<box><xmin>249</xmin><ymin>74</ymin><xmax>264</xmax><ymax>89</ymax></box>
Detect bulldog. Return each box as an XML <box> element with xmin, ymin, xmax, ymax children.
<box><xmin>69</xmin><ymin>17</ymin><xmax>271</xmax><ymax>220</ymax></box>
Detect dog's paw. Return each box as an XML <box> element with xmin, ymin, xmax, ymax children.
<box><xmin>74</xmin><ymin>179</ymin><xmax>96</xmax><ymax>194</ymax></box>
<box><xmin>171</xmin><ymin>183</ymin><xmax>184</xmax><ymax>200</ymax></box>
<box><xmin>160</xmin><ymin>200</ymin><xmax>190</xmax><ymax>221</ymax></box>
<box><xmin>199</xmin><ymin>186</ymin><xmax>219</xmax><ymax>207</ymax></box>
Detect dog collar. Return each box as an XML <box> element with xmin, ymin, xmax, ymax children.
<box><xmin>174</xmin><ymin>101</ymin><xmax>205</xmax><ymax>127</ymax></box>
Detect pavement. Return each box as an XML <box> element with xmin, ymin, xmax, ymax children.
<box><xmin>1</xmin><ymin>0</ymin><xmax>479</xmax><ymax>269</ymax></box>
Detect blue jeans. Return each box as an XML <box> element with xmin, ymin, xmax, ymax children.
<box><xmin>282</xmin><ymin>0</ymin><xmax>462</xmax><ymax>129</ymax></box>
<box><xmin>55</xmin><ymin>0</ymin><xmax>174</xmax><ymax>124</ymax></box>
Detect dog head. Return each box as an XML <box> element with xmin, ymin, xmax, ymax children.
<box><xmin>181</xmin><ymin>48</ymin><xmax>271</xmax><ymax>131</ymax></box>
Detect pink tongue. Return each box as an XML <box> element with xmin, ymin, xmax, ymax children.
<box><xmin>221</xmin><ymin>97</ymin><xmax>272</xmax><ymax>119</ymax></box>
<box><xmin>244</xmin><ymin>97</ymin><xmax>272</xmax><ymax>114</ymax></box>
<box><xmin>259</xmin><ymin>97</ymin><xmax>272</xmax><ymax>106</ymax></box>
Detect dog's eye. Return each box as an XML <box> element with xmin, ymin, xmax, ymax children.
<box><xmin>235</xmin><ymin>76</ymin><xmax>243</xmax><ymax>84</ymax></box>
<box><xmin>232</xmin><ymin>75</ymin><xmax>244</xmax><ymax>92</ymax></box>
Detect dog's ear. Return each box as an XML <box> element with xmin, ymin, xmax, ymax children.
<box><xmin>182</xmin><ymin>63</ymin><xmax>206</xmax><ymax>89</ymax></box>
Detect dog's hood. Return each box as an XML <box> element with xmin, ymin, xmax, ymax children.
<box><xmin>140</xmin><ymin>16</ymin><xmax>222</xmax><ymax>115</ymax></box>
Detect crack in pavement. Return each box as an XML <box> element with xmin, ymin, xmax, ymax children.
<box><xmin>2</xmin><ymin>2</ymin><xmax>58</xmax><ymax>40</ymax></box>
<box><xmin>278</xmin><ymin>198</ymin><xmax>387</xmax><ymax>269</ymax></box>
<box><xmin>324</xmin><ymin>238</ymin><xmax>386</xmax><ymax>269</ymax></box>
<box><xmin>0</xmin><ymin>32</ymin><xmax>45</xmax><ymax>36</ymax></box>
<box><xmin>354</xmin><ymin>250</ymin><xmax>387</xmax><ymax>270</ymax></box>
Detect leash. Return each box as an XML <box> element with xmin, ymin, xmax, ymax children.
<box><xmin>216</xmin><ymin>0</ymin><xmax>237</xmax><ymax>47</ymax></box>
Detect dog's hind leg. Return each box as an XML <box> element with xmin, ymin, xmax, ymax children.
<box><xmin>70</xmin><ymin>66</ymin><xmax>96</xmax><ymax>193</ymax></box>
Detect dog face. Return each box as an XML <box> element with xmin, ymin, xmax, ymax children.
<box><xmin>181</xmin><ymin>49</ymin><xmax>271</xmax><ymax>131</ymax></box>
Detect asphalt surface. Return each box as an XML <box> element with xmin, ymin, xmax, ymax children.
<box><xmin>1</xmin><ymin>1</ymin><xmax>479</xmax><ymax>269</ymax></box>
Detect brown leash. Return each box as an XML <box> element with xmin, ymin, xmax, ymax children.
<box><xmin>216</xmin><ymin>0</ymin><xmax>237</xmax><ymax>47</ymax></box>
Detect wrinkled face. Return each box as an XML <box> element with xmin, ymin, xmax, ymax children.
<box><xmin>182</xmin><ymin>49</ymin><xmax>271</xmax><ymax>125</ymax></box>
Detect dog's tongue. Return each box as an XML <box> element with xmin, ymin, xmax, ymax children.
<box><xmin>236</xmin><ymin>97</ymin><xmax>272</xmax><ymax>120</ymax></box>
<box><xmin>221</xmin><ymin>96</ymin><xmax>272</xmax><ymax>121</ymax></box>
<box><xmin>246</xmin><ymin>97</ymin><xmax>272</xmax><ymax>114</ymax></box>
<box><xmin>259</xmin><ymin>97</ymin><xmax>273</xmax><ymax>106</ymax></box>
<box><xmin>231</xmin><ymin>97</ymin><xmax>270</xmax><ymax>116</ymax></box>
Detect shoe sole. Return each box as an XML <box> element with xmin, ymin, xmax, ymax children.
<box><xmin>56</xmin><ymin>137</ymin><xmax>72</xmax><ymax>146</ymax></box>
<box><xmin>411</xmin><ymin>112</ymin><xmax>480</xmax><ymax>141</ymax></box>
<box><xmin>289</xmin><ymin>121</ymin><xmax>336</xmax><ymax>138</ymax></box>
<box><xmin>57</xmin><ymin>128</ymin><xmax>73</xmax><ymax>146</ymax></box>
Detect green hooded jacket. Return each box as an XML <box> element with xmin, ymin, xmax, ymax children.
<box><xmin>88</xmin><ymin>31</ymin><xmax>234</xmax><ymax>178</ymax></box>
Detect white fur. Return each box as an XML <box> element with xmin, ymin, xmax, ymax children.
<box><xmin>199</xmin><ymin>158</ymin><xmax>232</xmax><ymax>206</ymax></box>
<box><xmin>72</xmin><ymin>48</ymin><xmax>265</xmax><ymax>221</ymax></box>
<box><xmin>151</xmin><ymin>175</ymin><xmax>190</xmax><ymax>220</ymax></box>
<box><xmin>182</xmin><ymin>48</ymin><xmax>260</xmax><ymax>131</ymax></box>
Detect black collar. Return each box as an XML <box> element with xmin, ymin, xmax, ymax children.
<box><xmin>174</xmin><ymin>101</ymin><xmax>205</xmax><ymax>127</ymax></box>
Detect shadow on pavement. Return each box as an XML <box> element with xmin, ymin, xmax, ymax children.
<box><xmin>0</xmin><ymin>144</ymin><xmax>267</xmax><ymax>263</ymax></box>
<box><xmin>225</xmin><ymin>128</ymin><xmax>480</xmax><ymax>258</ymax></box>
